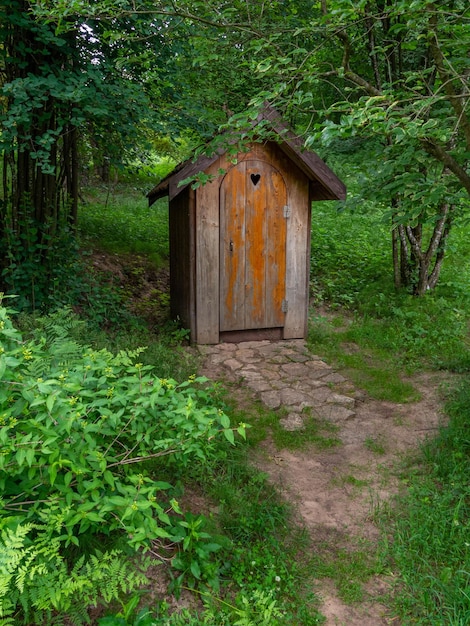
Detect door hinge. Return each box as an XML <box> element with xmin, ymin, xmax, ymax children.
<box><xmin>283</xmin><ymin>205</ymin><xmax>291</xmax><ymax>218</ymax></box>
<box><xmin>281</xmin><ymin>299</ymin><xmax>289</xmax><ymax>313</ymax></box>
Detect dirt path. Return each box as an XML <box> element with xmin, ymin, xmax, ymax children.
<box><xmin>198</xmin><ymin>340</ymin><xmax>444</xmax><ymax>626</ymax></box>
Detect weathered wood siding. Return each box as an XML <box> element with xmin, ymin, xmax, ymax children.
<box><xmin>194</xmin><ymin>167</ymin><xmax>220</xmax><ymax>344</ymax></box>
<box><xmin>240</xmin><ymin>143</ymin><xmax>310</xmax><ymax>339</ymax></box>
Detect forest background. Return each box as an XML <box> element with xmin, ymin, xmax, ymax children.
<box><xmin>1</xmin><ymin>1</ymin><xmax>470</xmax><ymax>625</ymax></box>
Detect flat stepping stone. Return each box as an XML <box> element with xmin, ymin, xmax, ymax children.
<box><xmin>287</xmin><ymin>353</ymin><xmax>310</xmax><ymax>363</ymax></box>
<box><xmin>323</xmin><ymin>373</ymin><xmax>347</xmax><ymax>384</ymax></box>
<box><xmin>279</xmin><ymin>412</ymin><xmax>305</xmax><ymax>431</ymax></box>
<box><xmin>306</xmin><ymin>360</ymin><xmax>331</xmax><ymax>370</ymax></box>
<box><xmin>326</xmin><ymin>393</ymin><xmax>356</xmax><ymax>408</ymax></box>
<box><xmin>280</xmin><ymin>388</ymin><xmax>316</xmax><ymax>409</ymax></box>
<box><xmin>260</xmin><ymin>390</ymin><xmax>281</xmax><ymax>409</ymax></box>
<box><xmin>281</xmin><ymin>362</ymin><xmax>312</xmax><ymax>377</ymax></box>
<box><xmin>316</xmin><ymin>405</ymin><xmax>356</xmax><ymax>422</ymax></box>
<box><xmin>225</xmin><ymin>358</ymin><xmax>243</xmax><ymax>371</ymax></box>
<box><xmin>247</xmin><ymin>379</ymin><xmax>275</xmax><ymax>393</ymax></box>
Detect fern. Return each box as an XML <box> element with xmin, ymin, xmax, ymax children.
<box><xmin>0</xmin><ymin>521</ymin><xmax>149</xmax><ymax>625</ymax></box>
<box><xmin>27</xmin><ymin>307</ymin><xmax>88</xmax><ymax>374</ymax></box>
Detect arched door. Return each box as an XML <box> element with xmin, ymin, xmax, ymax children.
<box><xmin>220</xmin><ymin>160</ymin><xmax>287</xmax><ymax>332</ymax></box>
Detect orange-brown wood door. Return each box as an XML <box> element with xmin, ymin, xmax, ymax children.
<box><xmin>220</xmin><ymin>160</ymin><xmax>287</xmax><ymax>331</ymax></box>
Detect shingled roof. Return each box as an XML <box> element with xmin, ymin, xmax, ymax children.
<box><xmin>147</xmin><ymin>105</ymin><xmax>346</xmax><ymax>205</ymax></box>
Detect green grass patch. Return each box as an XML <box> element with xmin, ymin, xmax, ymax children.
<box><xmin>215</xmin><ymin>387</ymin><xmax>341</xmax><ymax>451</ymax></box>
<box><xmin>312</xmin><ymin>538</ymin><xmax>384</xmax><ymax>604</ymax></box>
<box><xmin>273</xmin><ymin>412</ymin><xmax>341</xmax><ymax>451</ymax></box>
<box><xmin>307</xmin><ymin>315</ymin><xmax>419</xmax><ymax>403</ymax></box>
<box><xmin>309</xmin><ymin>203</ymin><xmax>470</xmax><ymax>375</ymax></box>
<box><xmin>364</xmin><ymin>436</ymin><xmax>387</xmax><ymax>455</ymax></box>
<box><xmin>384</xmin><ymin>378</ymin><xmax>470</xmax><ymax>624</ymax></box>
<box><xmin>79</xmin><ymin>185</ymin><xmax>169</xmax><ymax>261</ymax></box>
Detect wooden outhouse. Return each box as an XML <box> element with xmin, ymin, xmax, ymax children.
<box><xmin>148</xmin><ymin>106</ymin><xmax>346</xmax><ymax>344</ymax></box>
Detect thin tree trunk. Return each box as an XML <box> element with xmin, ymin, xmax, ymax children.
<box><xmin>392</xmin><ymin>226</ymin><xmax>401</xmax><ymax>288</ymax></box>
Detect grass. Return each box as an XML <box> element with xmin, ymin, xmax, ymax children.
<box><xmin>312</xmin><ymin>539</ymin><xmax>384</xmax><ymax>604</ymax></box>
<box><xmin>79</xmin><ymin>183</ymin><xmax>170</xmax><ymax>263</ymax></box>
<box><xmin>364</xmin><ymin>436</ymin><xmax>387</xmax><ymax>455</ymax></box>
<box><xmin>217</xmin><ymin>390</ymin><xmax>341</xmax><ymax>452</ymax></box>
<box><xmin>382</xmin><ymin>379</ymin><xmax>470</xmax><ymax>623</ymax></box>
<box><xmin>306</xmin><ymin>199</ymin><xmax>470</xmax><ymax>622</ymax></box>
<box><xmin>307</xmin><ymin>314</ymin><xmax>420</xmax><ymax>402</ymax></box>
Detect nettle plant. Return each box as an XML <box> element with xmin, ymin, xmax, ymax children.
<box><xmin>0</xmin><ymin>300</ymin><xmax>245</xmax><ymax>623</ymax></box>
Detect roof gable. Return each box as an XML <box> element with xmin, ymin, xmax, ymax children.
<box><xmin>147</xmin><ymin>105</ymin><xmax>346</xmax><ymax>205</ymax></box>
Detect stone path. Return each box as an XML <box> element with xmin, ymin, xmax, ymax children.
<box><xmin>197</xmin><ymin>338</ymin><xmax>443</xmax><ymax>626</ymax></box>
<box><xmin>198</xmin><ymin>339</ymin><xmax>359</xmax><ymax>429</ymax></box>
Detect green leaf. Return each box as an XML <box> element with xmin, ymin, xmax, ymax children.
<box><xmin>46</xmin><ymin>393</ymin><xmax>56</xmax><ymax>413</ymax></box>
<box><xmin>223</xmin><ymin>429</ymin><xmax>235</xmax><ymax>445</ymax></box>
<box><xmin>25</xmin><ymin>447</ymin><xmax>35</xmax><ymax>467</ymax></box>
<box><xmin>15</xmin><ymin>447</ymin><xmax>26</xmax><ymax>467</ymax></box>
<box><xmin>220</xmin><ymin>413</ymin><xmax>230</xmax><ymax>429</ymax></box>
<box><xmin>190</xmin><ymin>560</ymin><xmax>201</xmax><ymax>579</ymax></box>
<box><xmin>49</xmin><ymin>463</ymin><xmax>58</xmax><ymax>486</ymax></box>
<box><xmin>103</xmin><ymin>470</ymin><xmax>115</xmax><ymax>488</ymax></box>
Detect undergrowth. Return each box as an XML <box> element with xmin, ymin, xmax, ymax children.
<box><xmin>79</xmin><ymin>186</ymin><xmax>169</xmax><ymax>262</ymax></box>
<box><xmin>385</xmin><ymin>379</ymin><xmax>470</xmax><ymax>624</ymax></box>
<box><xmin>308</xmin><ymin>204</ymin><xmax>470</xmax><ymax>397</ymax></box>
<box><xmin>5</xmin><ymin>168</ymin><xmax>470</xmax><ymax>623</ymax></box>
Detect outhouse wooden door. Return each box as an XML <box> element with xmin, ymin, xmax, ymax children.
<box><xmin>220</xmin><ymin>160</ymin><xmax>287</xmax><ymax>332</ymax></box>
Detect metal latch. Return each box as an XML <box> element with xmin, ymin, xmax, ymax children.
<box><xmin>283</xmin><ymin>205</ymin><xmax>291</xmax><ymax>218</ymax></box>
<box><xmin>281</xmin><ymin>299</ymin><xmax>289</xmax><ymax>313</ymax></box>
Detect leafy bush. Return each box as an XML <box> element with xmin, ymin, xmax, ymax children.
<box><xmin>99</xmin><ymin>589</ymin><xmax>287</xmax><ymax>625</ymax></box>
<box><xmin>0</xmin><ymin>301</ymin><xmax>244</xmax><ymax>622</ymax></box>
<box><xmin>1</xmin><ymin>216</ymin><xmax>83</xmax><ymax>312</ymax></box>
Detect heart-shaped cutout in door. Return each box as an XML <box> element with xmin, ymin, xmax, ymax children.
<box><xmin>250</xmin><ymin>173</ymin><xmax>261</xmax><ymax>186</ymax></box>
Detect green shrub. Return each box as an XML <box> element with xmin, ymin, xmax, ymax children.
<box><xmin>1</xmin><ymin>217</ymin><xmax>84</xmax><ymax>313</ymax></box>
<box><xmin>0</xmin><ymin>301</ymin><xmax>245</xmax><ymax>622</ymax></box>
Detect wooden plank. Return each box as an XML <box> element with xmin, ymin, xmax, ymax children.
<box><xmin>265</xmin><ymin>165</ymin><xmax>287</xmax><ymax>328</ymax></box>
<box><xmin>283</xmin><ymin>166</ymin><xmax>310</xmax><ymax>339</ymax></box>
<box><xmin>188</xmin><ymin>189</ymin><xmax>197</xmax><ymax>342</ymax></box>
<box><xmin>245</xmin><ymin>161</ymin><xmax>267</xmax><ymax>329</ymax></box>
<box><xmin>220</xmin><ymin>162</ymin><xmax>246</xmax><ymax>331</ymax></box>
<box><xmin>194</xmin><ymin>167</ymin><xmax>220</xmax><ymax>344</ymax></box>
<box><xmin>220</xmin><ymin>327</ymin><xmax>283</xmax><ymax>343</ymax></box>
<box><xmin>169</xmin><ymin>190</ymin><xmax>191</xmax><ymax>328</ymax></box>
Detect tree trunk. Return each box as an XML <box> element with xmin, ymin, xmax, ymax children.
<box><xmin>393</xmin><ymin>202</ymin><xmax>454</xmax><ymax>295</ymax></box>
<box><xmin>0</xmin><ymin>1</ymin><xmax>81</xmax><ymax>302</ymax></box>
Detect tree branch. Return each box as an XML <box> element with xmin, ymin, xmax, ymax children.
<box><xmin>421</xmin><ymin>139</ymin><xmax>470</xmax><ymax>196</ymax></box>
<box><xmin>428</xmin><ymin>8</ymin><xmax>470</xmax><ymax>149</ymax></box>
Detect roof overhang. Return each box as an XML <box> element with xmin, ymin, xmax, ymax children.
<box><xmin>147</xmin><ymin>105</ymin><xmax>346</xmax><ymax>205</ymax></box>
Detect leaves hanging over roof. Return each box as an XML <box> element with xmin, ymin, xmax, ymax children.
<box><xmin>147</xmin><ymin>104</ymin><xmax>346</xmax><ymax>204</ymax></box>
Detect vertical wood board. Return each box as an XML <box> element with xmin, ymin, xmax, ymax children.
<box><xmin>220</xmin><ymin>162</ymin><xmax>246</xmax><ymax>331</ymax></box>
<box><xmin>283</xmin><ymin>171</ymin><xmax>310</xmax><ymax>339</ymax></box>
<box><xmin>195</xmin><ymin>162</ymin><xmax>220</xmax><ymax>344</ymax></box>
